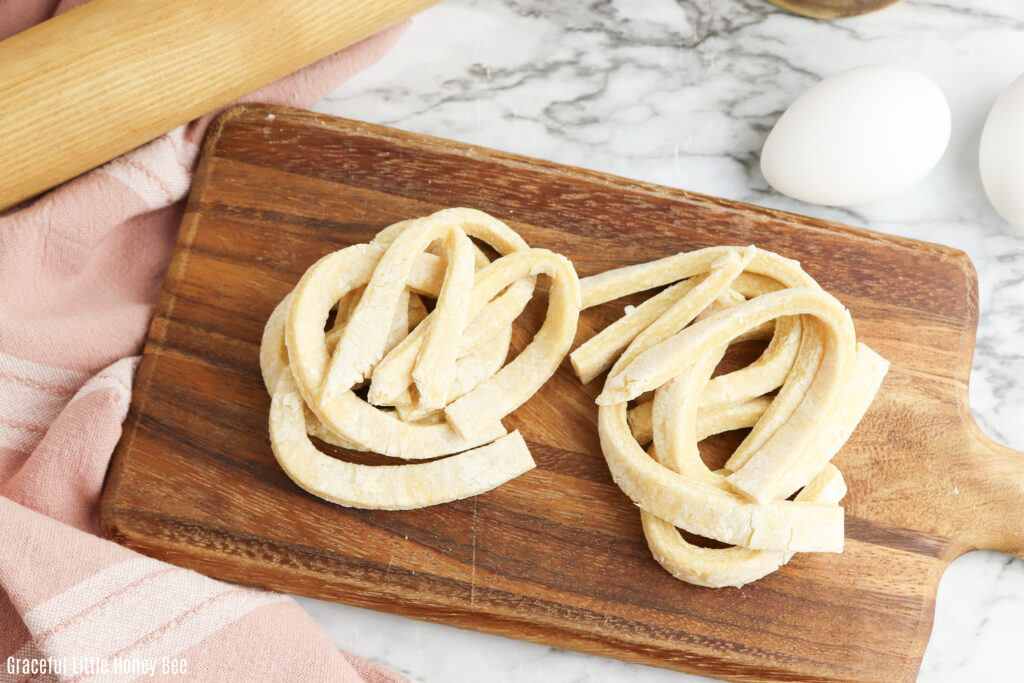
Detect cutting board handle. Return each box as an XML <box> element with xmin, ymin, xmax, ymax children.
<box><xmin>953</xmin><ymin>420</ymin><xmax>1024</xmax><ymax>559</ymax></box>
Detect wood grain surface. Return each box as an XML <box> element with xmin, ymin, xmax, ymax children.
<box><xmin>100</xmin><ymin>104</ymin><xmax>1024</xmax><ymax>682</ymax></box>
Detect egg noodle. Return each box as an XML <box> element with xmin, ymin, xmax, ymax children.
<box><xmin>260</xmin><ymin>209</ymin><xmax>887</xmax><ymax>587</ymax></box>
<box><xmin>260</xmin><ymin>208</ymin><xmax>580</xmax><ymax>509</ymax></box>
<box><xmin>573</xmin><ymin>245</ymin><xmax>888</xmax><ymax>587</ymax></box>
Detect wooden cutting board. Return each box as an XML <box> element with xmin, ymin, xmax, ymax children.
<box><xmin>100</xmin><ymin>104</ymin><xmax>1024</xmax><ymax>682</ymax></box>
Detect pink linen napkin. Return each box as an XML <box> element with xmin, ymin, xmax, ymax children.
<box><xmin>0</xmin><ymin>2</ymin><xmax>409</xmax><ymax>681</ymax></box>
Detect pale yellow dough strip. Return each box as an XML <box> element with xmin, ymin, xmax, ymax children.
<box><xmin>605</xmin><ymin>250</ymin><xmax>753</xmax><ymax>386</ymax></box>
<box><xmin>579</xmin><ymin>246</ymin><xmax>817</xmax><ymax>310</ymax></box>
<box><xmin>262</xmin><ymin>293</ymin><xmax>366</xmax><ymax>452</ymax></box>
<box><xmin>628</xmin><ymin>396</ymin><xmax>773</xmax><ymax>446</ymax></box>
<box><xmin>598</xmin><ymin>286</ymin><xmax>855</xmax><ymax>411</ymax></box>
<box><xmin>324</xmin><ymin>207</ymin><xmax>529</xmax><ymax>406</ymax></box>
<box><xmin>261</xmin><ymin>207</ymin><xmax>582</xmax><ymax>512</ymax></box>
<box><xmin>641</xmin><ymin>464</ymin><xmax>847</xmax><ymax>588</ymax></box>
<box><xmin>396</xmin><ymin>325</ymin><xmax>513</xmax><ymax>423</ymax></box>
<box><xmin>598</xmin><ymin>400</ymin><xmax>844</xmax><ymax>552</ymax></box>
<box><xmin>368</xmin><ymin>276</ymin><xmax>534</xmax><ymax>407</ymax></box>
<box><xmin>445</xmin><ymin>248</ymin><xmax>581</xmax><ymax>439</ymax></box>
<box><xmin>575</xmin><ymin>244</ymin><xmax>889</xmax><ymax>585</ymax></box>
<box><xmin>322</xmin><ymin>214</ymin><xmax>476</xmax><ymax>403</ymax></box>
<box><xmin>285</xmin><ymin>242</ymin><xmax>506</xmax><ymax>459</ymax></box>
<box><xmin>601</xmin><ymin>288</ymin><xmax>858</xmax><ymax>505</ymax></box>
<box><xmin>722</xmin><ymin>316</ymin><xmax>824</xmax><ymax>474</ymax></box>
<box><xmin>570</xmin><ymin>278</ymin><xmax>698</xmax><ymax>385</ymax></box>
<box><xmin>727</xmin><ymin>342</ymin><xmax>889</xmax><ymax>502</ymax></box>
<box><xmin>270</xmin><ymin>372</ymin><xmax>535</xmax><ymax>510</ymax></box>
<box><xmin>408</xmin><ymin>227</ymin><xmax>476</xmax><ymax>410</ymax></box>
<box><xmin>367</xmin><ymin>209</ymin><xmax>534</xmax><ymax>406</ymax></box>
<box><xmin>650</xmin><ymin>349</ymin><xmax>729</xmax><ymax>480</ymax></box>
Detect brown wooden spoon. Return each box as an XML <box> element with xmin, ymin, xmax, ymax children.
<box><xmin>767</xmin><ymin>0</ymin><xmax>903</xmax><ymax>18</ymax></box>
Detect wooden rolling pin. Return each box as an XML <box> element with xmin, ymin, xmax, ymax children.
<box><xmin>0</xmin><ymin>0</ymin><xmax>440</xmax><ymax>211</ymax></box>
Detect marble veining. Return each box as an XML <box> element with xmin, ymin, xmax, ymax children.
<box><xmin>308</xmin><ymin>1</ymin><xmax>1024</xmax><ymax>680</ymax></box>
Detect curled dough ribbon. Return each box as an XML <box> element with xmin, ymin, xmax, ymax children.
<box><xmin>261</xmin><ymin>208</ymin><xmax>581</xmax><ymax>510</ymax></box>
<box><xmin>573</xmin><ymin>246</ymin><xmax>889</xmax><ymax>587</ymax></box>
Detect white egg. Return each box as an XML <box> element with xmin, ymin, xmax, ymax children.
<box><xmin>980</xmin><ymin>73</ymin><xmax>1024</xmax><ymax>229</ymax></box>
<box><xmin>761</xmin><ymin>65</ymin><xmax>951</xmax><ymax>206</ymax></box>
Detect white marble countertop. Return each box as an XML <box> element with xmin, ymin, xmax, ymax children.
<box><xmin>303</xmin><ymin>1</ymin><xmax>1024</xmax><ymax>680</ymax></box>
